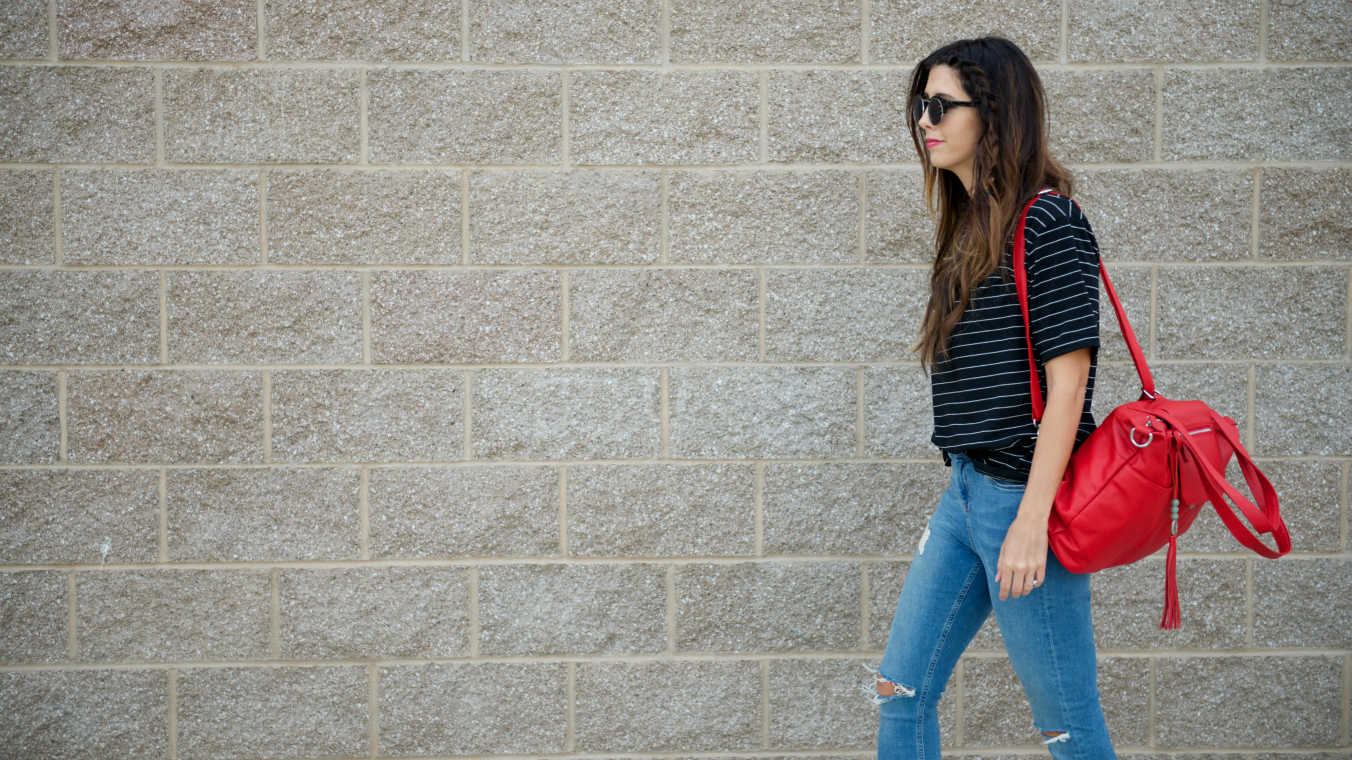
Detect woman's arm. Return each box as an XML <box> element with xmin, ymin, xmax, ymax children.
<box><xmin>994</xmin><ymin>345</ymin><xmax>1092</xmax><ymax>601</ymax></box>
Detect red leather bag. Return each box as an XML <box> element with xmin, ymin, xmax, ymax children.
<box><xmin>1012</xmin><ymin>190</ymin><xmax>1291</xmax><ymax>628</ymax></box>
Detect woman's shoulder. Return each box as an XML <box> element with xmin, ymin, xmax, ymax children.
<box><xmin>1024</xmin><ymin>191</ymin><xmax>1090</xmax><ymax>234</ymax></box>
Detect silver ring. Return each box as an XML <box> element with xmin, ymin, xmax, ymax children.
<box><xmin>1029</xmin><ymin>579</ymin><xmax>1040</xmax><ymax>586</ymax></box>
<box><xmin>1129</xmin><ymin>427</ymin><xmax>1154</xmax><ymax>448</ymax></box>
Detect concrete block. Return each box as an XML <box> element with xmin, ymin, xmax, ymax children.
<box><xmin>267</xmin><ymin>0</ymin><xmax>460</xmax><ymax>61</ymax></box>
<box><xmin>766</xmin><ymin>268</ymin><xmax>928</xmax><ymax>361</ymax></box>
<box><xmin>0</xmin><ymin>570</ymin><xmax>67</xmax><ymax>663</ymax></box>
<box><xmin>168</xmin><ymin>270</ymin><xmax>363</xmax><ymax>364</ymax></box>
<box><xmin>163</xmin><ymin>67</ymin><xmax>360</xmax><ymax>163</ymax></box>
<box><xmin>267</xmin><ymin>168</ymin><xmax>461</xmax><ymax>265</ymax></box>
<box><xmin>1042</xmin><ymin>69</ymin><xmax>1156</xmax><ymax>163</ymax></box>
<box><xmin>166</xmin><ymin>467</ymin><xmax>360</xmax><ymax>561</ymax></box>
<box><xmin>571</xmin><ymin>69</ymin><xmax>759</xmax><ymax>165</ymax></box>
<box><xmin>669</xmin><ymin>169</ymin><xmax>859</xmax><ymax>264</ymax></box>
<box><xmin>1252</xmin><ymin>558</ymin><xmax>1351</xmax><ymax>648</ymax></box>
<box><xmin>1069</xmin><ymin>0</ymin><xmax>1259</xmax><ymax>61</ymax></box>
<box><xmin>0</xmin><ymin>372</ymin><xmax>59</xmax><ymax>464</ymax></box>
<box><xmin>569</xmin><ymin>268</ymin><xmax>759</xmax><ymax>362</ymax></box>
<box><xmin>1074</xmin><ymin>170</ymin><xmax>1254</xmax><ymax>262</ymax></box>
<box><xmin>768</xmin><ymin>70</ymin><xmax>914</xmax><ymax>164</ymax></box>
<box><xmin>870</xmin><ymin>0</ymin><xmax>1059</xmax><ymax>62</ymax></box>
<box><xmin>863</xmin><ymin>365</ymin><xmax>937</xmax><ymax>458</ymax></box>
<box><xmin>670</xmin><ymin>0</ymin><xmax>861</xmax><ymax>63</ymax></box>
<box><xmin>1260</xmin><ymin>167</ymin><xmax>1352</xmax><ymax>260</ymax></box>
<box><xmin>676</xmin><ymin>561</ymin><xmax>861</xmax><ymax>652</ymax></box>
<box><xmin>763</xmin><ymin>463</ymin><xmax>947</xmax><ymax>556</ymax></box>
<box><xmin>470</xmin><ymin>169</ymin><xmax>661</xmax><ymax>265</ymax></box>
<box><xmin>0</xmin><ymin>66</ymin><xmax>154</xmax><ymax>163</ymax></box>
<box><xmin>573</xmin><ymin>660</ymin><xmax>761</xmax><ymax>751</ymax></box>
<box><xmin>567</xmin><ymin>464</ymin><xmax>755</xmax><ymax>557</ymax></box>
<box><xmin>478</xmin><ymin>563</ymin><xmax>667</xmax><ymax>655</ymax></box>
<box><xmin>470</xmin><ymin>0</ymin><xmax>659</xmax><ymax>63</ymax></box>
<box><xmin>0</xmin><ymin>169</ymin><xmax>53</xmax><ymax>264</ymax></box>
<box><xmin>370</xmin><ymin>270</ymin><xmax>562</xmax><ymax>363</ymax></box>
<box><xmin>59</xmin><ymin>0</ymin><xmax>255</xmax><ymax>60</ymax></box>
<box><xmin>0</xmin><ymin>468</ymin><xmax>159</xmax><ymax>564</ymax></box>
<box><xmin>669</xmin><ymin>367</ymin><xmax>856</xmax><ymax>459</ymax></box>
<box><xmin>367</xmin><ymin>69</ymin><xmax>560</xmax><ymax>164</ymax></box>
<box><xmin>471</xmin><ymin>368</ymin><xmax>660</xmax><ymax>460</ymax></box>
<box><xmin>865</xmin><ymin>169</ymin><xmax>934</xmax><ymax>263</ymax></box>
<box><xmin>1255</xmin><ymin>363</ymin><xmax>1352</xmax><ymax>455</ymax></box>
<box><xmin>0</xmin><ymin>270</ymin><xmax>161</xmax><ymax>364</ymax></box>
<box><xmin>76</xmin><ymin>569</ymin><xmax>270</xmax><ymax>662</ymax></box>
<box><xmin>271</xmin><ymin>369</ymin><xmax>463</xmax><ymax>463</ymax></box>
<box><xmin>0</xmin><ymin>669</ymin><xmax>168</xmax><ymax>760</ymax></box>
<box><xmin>1090</xmin><ymin>559</ymin><xmax>1247</xmax><ymax>650</ymax></box>
<box><xmin>67</xmin><ymin>370</ymin><xmax>263</xmax><ymax>464</ymax></box>
<box><xmin>369</xmin><ymin>465</ymin><xmax>559</xmax><ymax>558</ymax></box>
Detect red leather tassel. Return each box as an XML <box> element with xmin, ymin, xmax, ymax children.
<box><xmin>1160</xmin><ymin>535</ymin><xmax>1181</xmax><ymax>629</ymax></box>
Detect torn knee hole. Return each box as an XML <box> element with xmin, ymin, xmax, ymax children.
<box><xmin>860</xmin><ymin>663</ymin><xmax>915</xmax><ymax>705</ymax></box>
<box><xmin>1040</xmin><ymin>730</ymin><xmax>1070</xmax><ymax>744</ymax></box>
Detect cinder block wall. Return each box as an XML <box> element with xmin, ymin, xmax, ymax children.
<box><xmin>1</xmin><ymin>1</ymin><xmax>1349</xmax><ymax>758</ymax></box>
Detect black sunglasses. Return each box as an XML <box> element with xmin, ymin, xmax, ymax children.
<box><xmin>912</xmin><ymin>94</ymin><xmax>978</xmax><ymax>126</ymax></box>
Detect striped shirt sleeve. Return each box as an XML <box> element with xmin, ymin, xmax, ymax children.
<box><xmin>1023</xmin><ymin>195</ymin><xmax>1101</xmax><ymax>363</ymax></box>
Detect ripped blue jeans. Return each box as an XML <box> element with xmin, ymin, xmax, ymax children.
<box><xmin>869</xmin><ymin>452</ymin><xmax>1116</xmax><ymax>760</ymax></box>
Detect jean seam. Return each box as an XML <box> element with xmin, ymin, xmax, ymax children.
<box><xmin>1039</xmin><ymin>568</ymin><xmax>1080</xmax><ymax>759</ymax></box>
<box><xmin>916</xmin><ymin>561</ymin><xmax>983</xmax><ymax>760</ymax></box>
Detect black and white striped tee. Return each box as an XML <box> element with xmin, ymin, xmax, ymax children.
<box><xmin>930</xmin><ymin>192</ymin><xmax>1102</xmax><ymax>485</ymax></box>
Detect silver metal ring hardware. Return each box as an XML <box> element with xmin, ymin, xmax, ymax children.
<box><xmin>1129</xmin><ymin>427</ymin><xmax>1154</xmax><ymax>447</ymax></box>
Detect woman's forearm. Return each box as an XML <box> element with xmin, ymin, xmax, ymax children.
<box><xmin>1018</xmin><ymin>352</ymin><xmax>1091</xmax><ymax>522</ymax></box>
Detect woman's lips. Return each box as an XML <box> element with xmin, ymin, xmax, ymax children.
<box><xmin>926</xmin><ymin>139</ymin><xmax>943</xmax><ymax>148</ymax></box>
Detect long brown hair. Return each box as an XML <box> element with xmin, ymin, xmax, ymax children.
<box><xmin>909</xmin><ymin>37</ymin><xmax>1073</xmax><ymax>374</ymax></box>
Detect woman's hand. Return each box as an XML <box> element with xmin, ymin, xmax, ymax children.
<box><xmin>995</xmin><ymin>511</ymin><xmax>1049</xmax><ymax>600</ymax></box>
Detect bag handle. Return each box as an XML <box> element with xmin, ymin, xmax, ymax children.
<box><xmin>1012</xmin><ymin>190</ymin><xmax>1155</xmax><ymax>425</ymax></box>
<box><xmin>1156</xmin><ymin>409</ymin><xmax>1291</xmax><ymax>558</ymax></box>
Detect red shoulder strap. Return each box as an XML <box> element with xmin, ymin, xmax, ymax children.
<box><xmin>1012</xmin><ymin>190</ymin><xmax>1155</xmax><ymax>424</ymax></box>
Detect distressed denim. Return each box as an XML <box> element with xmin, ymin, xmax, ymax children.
<box><xmin>870</xmin><ymin>452</ymin><xmax>1116</xmax><ymax>760</ymax></box>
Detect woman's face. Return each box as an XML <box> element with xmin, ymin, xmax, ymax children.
<box><xmin>917</xmin><ymin>64</ymin><xmax>982</xmax><ymax>191</ymax></box>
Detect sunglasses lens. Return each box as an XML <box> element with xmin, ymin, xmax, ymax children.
<box><xmin>911</xmin><ymin>95</ymin><xmax>925</xmax><ymax>124</ymax></box>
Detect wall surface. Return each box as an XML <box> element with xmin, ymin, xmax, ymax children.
<box><xmin>1</xmin><ymin>1</ymin><xmax>1350</xmax><ymax>758</ymax></box>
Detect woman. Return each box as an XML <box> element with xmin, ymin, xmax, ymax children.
<box><xmin>866</xmin><ymin>37</ymin><xmax>1116</xmax><ymax>759</ymax></box>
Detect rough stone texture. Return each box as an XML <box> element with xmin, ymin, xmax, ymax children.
<box><xmin>67</xmin><ymin>370</ymin><xmax>263</xmax><ymax>464</ymax></box>
<box><xmin>1177</xmin><ymin>458</ymin><xmax>1342</xmax><ymax>553</ymax></box>
<box><xmin>371</xmin><ymin>270</ymin><xmax>562</xmax><ymax>363</ymax></box>
<box><xmin>380</xmin><ymin>662</ymin><xmax>568</xmax><ymax>755</ymax></box>
<box><xmin>368</xmin><ymin>465</ymin><xmax>559</xmax><ymax>558</ymax></box>
<box><xmin>163</xmin><ymin>67</ymin><xmax>360</xmax><ymax>164</ymax></box>
<box><xmin>177</xmin><ymin>666</ymin><xmax>368</xmax><ymax>760</ymax></box>
<box><xmin>676</xmin><ymin>561</ymin><xmax>861</xmax><ymax>652</ymax></box>
<box><xmin>670</xmin><ymin>0</ymin><xmax>860</xmax><ymax>63</ymax></box>
<box><xmin>1256</xmin><ymin>364</ymin><xmax>1352</xmax><ymax>456</ymax></box>
<box><xmin>267</xmin><ymin>168</ymin><xmax>461</xmax><ymax>265</ymax></box>
<box><xmin>567</xmin><ymin>464</ymin><xmax>755</xmax><ymax>556</ymax></box>
<box><xmin>865</xmin><ymin>169</ymin><xmax>935</xmax><ymax>263</ymax></box>
<box><xmin>0</xmin><ymin>468</ymin><xmax>160</xmax><ymax>564</ymax></box>
<box><xmin>267</xmin><ymin>0</ymin><xmax>460</xmax><ymax>61</ymax></box>
<box><xmin>1156</xmin><ymin>266</ymin><xmax>1346</xmax><ymax>359</ymax></box>
<box><xmin>0</xmin><ymin>570</ymin><xmax>66</xmax><ymax>663</ymax></box>
<box><xmin>1091</xmin><ymin>264</ymin><xmax>1152</xmax><ymax>363</ymax></box>
<box><xmin>569</xmin><ymin>268</ymin><xmax>759</xmax><ymax>362</ymax></box>
<box><xmin>1162</xmin><ymin>68</ymin><xmax>1352</xmax><ymax>161</ymax></box>
<box><xmin>1042</xmin><ymin>69</ymin><xmax>1157</xmax><ymax>163</ymax></box>
<box><xmin>471</xmin><ymin>368</ymin><xmax>660</xmax><ymax>460</ymax></box>
<box><xmin>1260</xmin><ymin>167</ymin><xmax>1352</xmax><ymax>260</ymax></box>
<box><xmin>76</xmin><ymin>569</ymin><xmax>271</xmax><ymax>662</ymax></box>
<box><xmin>571</xmin><ymin>70</ymin><xmax>760</xmax><ymax>165</ymax></box>
<box><xmin>470</xmin><ymin>169</ymin><xmax>661</xmax><ymax>264</ymax></box>
<box><xmin>768</xmin><ymin>70</ymin><xmax>914</xmax><ymax>164</ymax></box>
<box><xmin>0</xmin><ymin>66</ymin><xmax>154</xmax><ymax>163</ymax></box>
<box><xmin>470</xmin><ymin>0</ymin><xmax>659</xmax><ymax>63</ymax></box>
<box><xmin>166</xmin><ymin>467</ymin><xmax>360</xmax><ymax>561</ymax></box>
<box><xmin>478</xmin><ymin>563</ymin><xmax>667</xmax><ymax>655</ymax></box>
<box><xmin>0</xmin><ymin>0</ymin><xmax>47</xmax><ymax>59</ymax></box>
<box><xmin>62</xmin><ymin>168</ymin><xmax>259</xmax><ymax>265</ymax></box>
<box><xmin>0</xmin><ymin>170</ymin><xmax>53</xmax><ymax>264</ymax></box>
<box><xmin>1267</xmin><ymin>0</ymin><xmax>1352</xmax><ymax>61</ymax></box>
<box><xmin>766</xmin><ymin>268</ymin><xmax>928</xmax><ymax>361</ymax></box>
<box><xmin>271</xmin><ymin>369</ymin><xmax>463</xmax><ymax>463</ymax></box>
<box><xmin>867</xmin><ymin>561</ymin><xmax>908</xmax><ymax>651</ymax></box>
<box><xmin>669</xmin><ymin>367</ymin><xmax>856</xmax><ymax>459</ymax></box>
<box><xmin>59</xmin><ymin>0</ymin><xmax>256</xmax><ymax>61</ymax></box>
<box><xmin>0</xmin><ymin>669</ymin><xmax>168</xmax><ymax>760</ymax></box>
<box><xmin>1074</xmin><ymin>170</ymin><xmax>1254</xmax><ymax>262</ymax></box>
<box><xmin>763</xmin><ymin>463</ymin><xmax>947</xmax><ymax>556</ymax></box>
<box><xmin>768</xmin><ymin>658</ymin><xmax>885</xmax><ymax>749</ymax></box>
<box><xmin>1</xmin><ymin>270</ymin><xmax>161</xmax><ymax>365</ymax></box>
<box><xmin>1252</xmin><ymin>558</ymin><xmax>1351</xmax><ymax>648</ymax></box>
<box><xmin>1069</xmin><ymin>0</ymin><xmax>1259</xmax><ymax>61</ymax></box>
<box><xmin>279</xmin><ymin>566</ymin><xmax>470</xmax><ymax>659</ymax></box>
<box><xmin>0</xmin><ymin>372</ymin><xmax>59</xmax><ymax>464</ymax></box>
<box><xmin>1093</xmin><ymin>362</ymin><xmax>1248</xmax><ymax>444</ymax></box>
<box><xmin>573</xmin><ymin>660</ymin><xmax>762</xmax><ymax>751</ymax></box>
<box><xmin>864</xmin><ymin>365</ymin><xmax>938</xmax><ymax>458</ymax></box>
<box><xmin>963</xmin><ymin>656</ymin><xmax>1149</xmax><ymax>747</ymax></box>
<box><xmin>367</xmin><ymin>69</ymin><xmax>561</xmax><ymax>164</ymax></box>
<box><xmin>1090</xmin><ymin>559</ymin><xmax>1247</xmax><ymax>649</ymax></box>
<box><xmin>669</xmin><ymin>169</ymin><xmax>860</xmax><ymax>264</ymax></box>
<box><xmin>1155</xmin><ymin>656</ymin><xmax>1344</xmax><ymax>748</ymax></box>
<box><xmin>870</xmin><ymin>0</ymin><xmax>1060</xmax><ymax>62</ymax></box>
<box><xmin>168</xmin><ymin>270</ymin><xmax>363</xmax><ymax>364</ymax></box>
